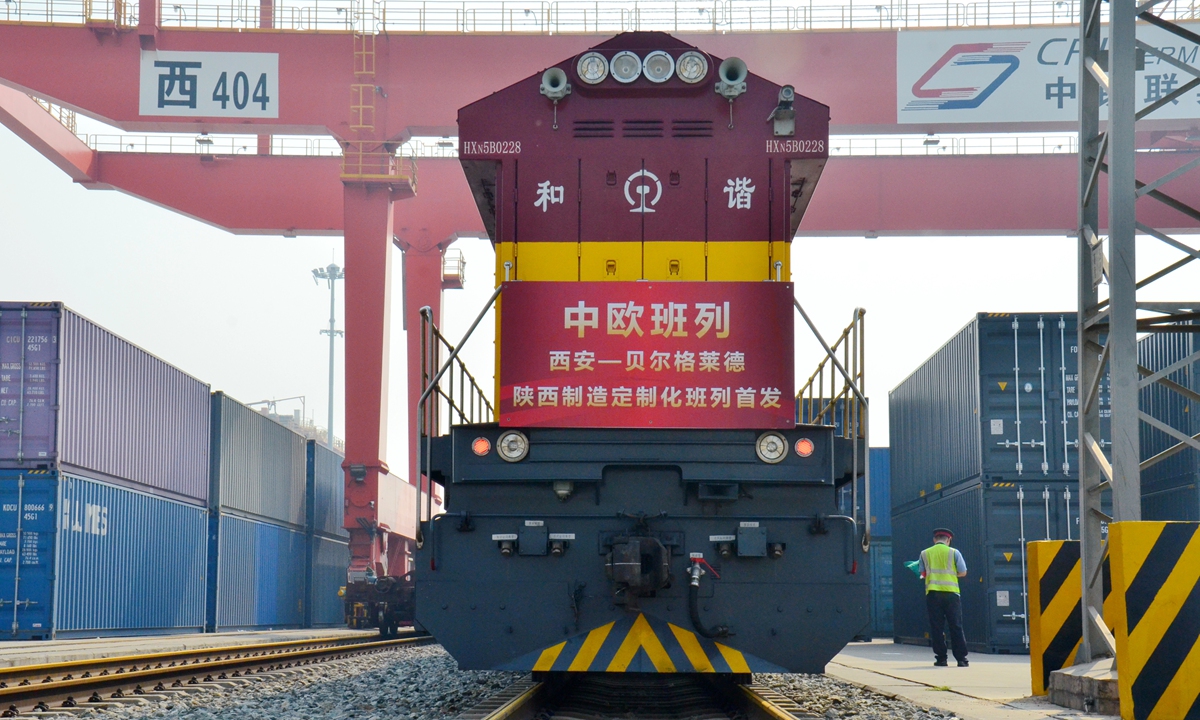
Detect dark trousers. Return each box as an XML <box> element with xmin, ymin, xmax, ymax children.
<box><xmin>926</xmin><ymin>591</ymin><xmax>968</xmax><ymax>662</ymax></box>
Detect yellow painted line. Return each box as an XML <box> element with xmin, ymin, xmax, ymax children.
<box><xmin>606</xmin><ymin>614</ymin><xmax>675</xmax><ymax>673</ymax></box>
<box><xmin>715</xmin><ymin>642</ymin><xmax>752</xmax><ymax>674</ymax></box>
<box><xmin>568</xmin><ymin>621</ymin><xmax>615</xmax><ymax>672</ymax></box>
<box><xmin>532</xmin><ymin>642</ymin><xmax>566</xmax><ymax>672</ymax></box>
<box><xmin>481</xmin><ymin>683</ymin><xmax>543</xmax><ymax>720</ymax></box>
<box><xmin>668</xmin><ymin>623</ymin><xmax>716</xmax><ymax>673</ymax></box>
<box><xmin>1127</xmin><ymin>528</ymin><xmax>1200</xmax><ymax>681</ymax></box>
<box><xmin>740</xmin><ymin>685</ymin><xmax>798</xmax><ymax>720</ymax></box>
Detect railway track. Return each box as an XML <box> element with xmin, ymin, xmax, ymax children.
<box><xmin>0</xmin><ymin>632</ymin><xmax>433</xmax><ymax>717</ymax></box>
<box><xmin>458</xmin><ymin>674</ymin><xmax>817</xmax><ymax>720</ymax></box>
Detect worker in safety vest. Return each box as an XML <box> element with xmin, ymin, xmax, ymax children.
<box><xmin>919</xmin><ymin>528</ymin><xmax>969</xmax><ymax>667</ymax></box>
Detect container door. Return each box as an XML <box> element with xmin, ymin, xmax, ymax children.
<box><xmin>0</xmin><ymin>307</ymin><xmax>59</xmax><ymax>465</ymax></box>
<box><xmin>0</xmin><ymin>473</ymin><xmax>56</xmax><ymax>639</ymax></box>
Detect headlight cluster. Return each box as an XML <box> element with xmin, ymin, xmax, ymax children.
<box><xmin>576</xmin><ymin>50</ymin><xmax>709</xmax><ymax>86</ymax></box>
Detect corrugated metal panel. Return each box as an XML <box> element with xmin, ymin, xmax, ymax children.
<box><xmin>214</xmin><ymin>514</ymin><xmax>306</xmax><ymax>630</ymax></box>
<box><xmin>310</xmin><ymin>535</ymin><xmax>348</xmax><ymax>627</ymax></box>
<box><xmin>1143</xmin><ymin>484</ymin><xmax>1199</xmax><ymax>521</ymax></box>
<box><xmin>0</xmin><ymin>470</ymin><xmax>57</xmax><ymax>638</ymax></box>
<box><xmin>54</xmin><ymin>472</ymin><xmax>207</xmax><ymax>636</ymax></box>
<box><xmin>0</xmin><ymin>305</ymin><xmax>210</xmax><ymax>503</ymax></box>
<box><xmin>309</xmin><ymin>441</ymin><xmax>347</xmax><ymax>539</ymax></box>
<box><xmin>211</xmin><ymin>393</ymin><xmax>306</xmax><ymax>527</ymax></box>
<box><xmin>870</xmin><ymin>448</ymin><xmax>891</xmax><ymax>537</ymax></box>
<box><xmin>893</xmin><ymin>480</ymin><xmax>1094</xmax><ymax>654</ymax></box>
<box><xmin>1138</xmin><ymin>331</ymin><xmax>1199</xmax><ymax>494</ymax></box>
<box><xmin>889</xmin><ymin>318</ymin><xmax>982</xmax><ymax>509</ymax></box>
<box><xmin>891</xmin><ymin>313</ymin><xmax>1097</xmax><ymax>511</ymax></box>
<box><xmin>869</xmin><ymin>539</ymin><xmax>893</xmax><ymax>638</ymax></box>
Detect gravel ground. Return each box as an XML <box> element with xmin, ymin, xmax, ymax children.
<box><xmin>71</xmin><ymin>644</ymin><xmax>521</xmax><ymax>720</ymax></box>
<box><xmin>757</xmin><ymin>674</ymin><xmax>963</xmax><ymax>720</ymax></box>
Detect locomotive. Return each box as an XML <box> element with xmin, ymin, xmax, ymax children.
<box><xmin>414</xmin><ymin>32</ymin><xmax>869</xmax><ymax>674</ymax></box>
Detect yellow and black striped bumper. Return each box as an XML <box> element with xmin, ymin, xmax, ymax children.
<box><xmin>499</xmin><ymin>613</ymin><xmax>787</xmax><ymax>673</ymax></box>
<box><xmin>1111</xmin><ymin>521</ymin><xmax>1200</xmax><ymax>720</ymax></box>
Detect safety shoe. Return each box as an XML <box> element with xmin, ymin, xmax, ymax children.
<box><xmin>934</xmin><ymin>659</ymin><xmax>948</xmax><ymax>667</ymax></box>
<box><xmin>957</xmin><ymin>660</ymin><xmax>969</xmax><ymax>667</ymax></box>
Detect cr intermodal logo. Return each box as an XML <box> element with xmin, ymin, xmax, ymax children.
<box><xmin>903</xmin><ymin>42</ymin><xmax>1030</xmax><ymax>111</ymax></box>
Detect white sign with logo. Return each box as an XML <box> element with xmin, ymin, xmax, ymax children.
<box><xmin>897</xmin><ymin>23</ymin><xmax>1200</xmax><ymax>124</ymax></box>
<box><xmin>139</xmin><ymin>50</ymin><xmax>279</xmax><ymax>118</ymax></box>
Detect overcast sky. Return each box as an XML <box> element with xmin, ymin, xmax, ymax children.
<box><xmin>4</xmin><ymin>126</ymin><xmax>1198</xmax><ymax>473</ymax></box>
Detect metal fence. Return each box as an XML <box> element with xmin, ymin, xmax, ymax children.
<box><xmin>77</xmin><ymin>131</ymin><xmax>1084</xmax><ymax>157</ymax></box>
<box><xmin>6</xmin><ymin>0</ymin><xmax>1200</xmax><ymax>32</ymax></box>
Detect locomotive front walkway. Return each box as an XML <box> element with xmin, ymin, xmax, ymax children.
<box><xmin>827</xmin><ymin>641</ymin><xmax>1116</xmax><ymax>720</ymax></box>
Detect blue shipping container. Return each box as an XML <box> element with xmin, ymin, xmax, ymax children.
<box><xmin>210</xmin><ymin>513</ymin><xmax>307</xmax><ymax>631</ymax></box>
<box><xmin>870</xmin><ymin>539</ymin><xmax>893</xmax><ymax>638</ymax></box>
<box><xmin>1138</xmin><ymin>330</ymin><xmax>1199</xmax><ymax>519</ymax></box>
<box><xmin>310</xmin><ymin>535</ymin><xmax>349</xmax><ymax>627</ymax></box>
<box><xmin>889</xmin><ymin>313</ymin><xmax>1108</xmax><ymax>512</ymax></box>
<box><xmin>835</xmin><ymin>448</ymin><xmax>891</xmax><ymax>538</ymax></box>
<box><xmin>0</xmin><ymin>469</ymin><xmax>207</xmax><ymax>639</ymax></box>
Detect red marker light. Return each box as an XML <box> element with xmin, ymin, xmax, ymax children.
<box><xmin>794</xmin><ymin>438</ymin><xmax>815</xmax><ymax>457</ymax></box>
<box><xmin>472</xmin><ymin>437</ymin><xmax>491</xmax><ymax>456</ymax></box>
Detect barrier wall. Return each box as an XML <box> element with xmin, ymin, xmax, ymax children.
<box><xmin>1026</xmin><ymin>540</ymin><xmax>1115</xmax><ymax>696</ymax></box>
<box><xmin>1110</xmin><ymin>521</ymin><xmax>1200</xmax><ymax>720</ymax></box>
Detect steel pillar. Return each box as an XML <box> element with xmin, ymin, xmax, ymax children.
<box><xmin>396</xmin><ymin>242</ymin><xmax>446</xmax><ymax>490</ymax></box>
<box><xmin>1076</xmin><ymin>0</ymin><xmax>1200</xmax><ymax>662</ymax></box>
<box><xmin>342</xmin><ymin>183</ymin><xmax>394</xmax><ymax>579</ymax></box>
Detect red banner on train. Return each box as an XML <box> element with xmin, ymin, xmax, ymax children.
<box><xmin>498</xmin><ymin>282</ymin><xmax>795</xmax><ymax>429</ymax></box>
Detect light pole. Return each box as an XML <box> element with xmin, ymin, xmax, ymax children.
<box><xmin>312</xmin><ymin>263</ymin><xmax>344</xmax><ymax>449</ymax></box>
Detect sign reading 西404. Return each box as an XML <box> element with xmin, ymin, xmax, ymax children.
<box><xmin>139</xmin><ymin>51</ymin><xmax>279</xmax><ymax>118</ymax></box>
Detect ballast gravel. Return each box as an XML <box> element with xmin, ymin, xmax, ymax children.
<box><xmin>757</xmin><ymin>673</ymin><xmax>963</xmax><ymax>720</ymax></box>
<box><xmin>71</xmin><ymin>644</ymin><xmax>521</xmax><ymax>720</ymax></box>
<box><xmin>55</xmin><ymin>643</ymin><xmax>964</xmax><ymax>720</ymax></box>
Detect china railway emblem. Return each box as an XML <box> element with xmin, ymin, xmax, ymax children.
<box><xmin>625</xmin><ymin>169</ymin><xmax>662</xmax><ymax>213</ymax></box>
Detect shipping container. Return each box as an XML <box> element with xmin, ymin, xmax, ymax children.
<box><xmin>836</xmin><ymin>447</ymin><xmax>891</xmax><ymax>538</ymax></box>
<box><xmin>208</xmin><ymin>513</ymin><xmax>307</xmax><ymax>631</ymax></box>
<box><xmin>870</xmin><ymin>539</ymin><xmax>894</xmax><ymax>639</ymax></box>
<box><xmin>1138</xmin><ymin>330</ymin><xmax>1200</xmax><ymax>520</ymax></box>
<box><xmin>209</xmin><ymin>392</ymin><xmax>307</xmax><ymax>527</ymax></box>
<box><xmin>309</xmin><ymin>534</ymin><xmax>349</xmax><ymax>627</ymax></box>
<box><xmin>308</xmin><ymin>440</ymin><xmax>348</xmax><ymax>540</ymax></box>
<box><xmin>0</xmin><ymin>303</ymin><xmax>210</xmax><ymax>504</ymax></box>
<box><xmin>0</xmin><ymin>469</ymin><xmax>207</xmax><ymax>639</ymax></box>
<box><xmin>891</xmin><ymin>480</ymin><xmax>1092</xmax><ymax>654</ymax></box>
<box><xmin>889</xmin><ymin>313</ymin><xmax>1108</xmax><ymax>511</ymax></box>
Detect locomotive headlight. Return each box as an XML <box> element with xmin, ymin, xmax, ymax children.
<box><xmin>756</xmin><ymin>432</ymin><xmax>788</xmax><ymax>464</ymax></box>
<box><xmin>642</xmin><ymin>51</ymin><xmax>675</xmax><ymax>83</ymax></box>
<box><xmin>576</xmin><ymin>52</ymin><xmax>609</xmax><ymax>84</ymax></box>
<box><xmin>471</xmin><ymin>437</ymin><xmax>491</xmax><ymax>456</ymax></box>
<box><xmin>675</xmin><ymin>50</ymin><xmax>709</xmax><ymax>84</ymax></box>
<box><xmin>610</xmin><ymin>51</ymin><xmax>642</xmax><ymax>83</ymax></box>
<box><xmin>496</xmin><ymin>430</ymin><xmax>530</xmax><ymax>462</ymax></box>
<box><xmin>795</xmin><ymin>437</ymin><xmax>815</xmax><ymax>458</ymax></box>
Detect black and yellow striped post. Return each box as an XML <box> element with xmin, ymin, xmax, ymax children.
<box><xmin>1028</xmin><ymin>540</ymin><xmax>1114</xmax><ymax>696</ymax></box>
<box><xmin>1110</xmin><ymin>521</ymin><xmax>1200</xmax><ymax>720</ymax></box>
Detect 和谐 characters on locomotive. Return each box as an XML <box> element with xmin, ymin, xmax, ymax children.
<box><xmin>415</xmin><ymin>31</ymin><xmax>867</xmax><ymax>676</ymax></box>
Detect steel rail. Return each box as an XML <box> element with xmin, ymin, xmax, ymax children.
<box><xmin>464</xmin><ymin>676</ymin><xmax>810</xmax><ymax>719</ymax></box>
<box><xmin>0</xmin><ymin>634</ymin><xmax>431</xmax><ymax>716</ymax></box>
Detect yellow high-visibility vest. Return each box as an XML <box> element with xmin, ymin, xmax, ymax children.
<box><xmin>922</xmin><ymin>543</ymin><xmax>960</xmax><ymax>594</ymax></box>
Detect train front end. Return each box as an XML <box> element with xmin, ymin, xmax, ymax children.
<box><xmin>415</xmin><ymin>32</ymin><xmax>869</xmax><ymax>675</ymax></box>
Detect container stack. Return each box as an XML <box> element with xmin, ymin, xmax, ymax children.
<box><xmin>207</xmin><ymin>392</ymin><xmax>310</xmax><ymax>631</ymax></box>
<box><xmin>889</xmin><ymin>313</ymin><xmax>1108</xmax><ymax>654</ymax></box>
<box><xmin>1139</xmin><ymin>330</ymin><xmax>1200</xmax><ymax>520</ymax></box>
<box><xmin>307</xmin><ymin>440</ymin><xmax>350</xmax><ymax>627</ymax></box>
<box><xmin>1</xmin><ymin>302</ymin><xmax>353</xmax><ymax>640</ymax></box>
<box><xmin>0</xmin><ymin>303</ymin><xmax>211</xmax><ymax>639</ymax></box>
